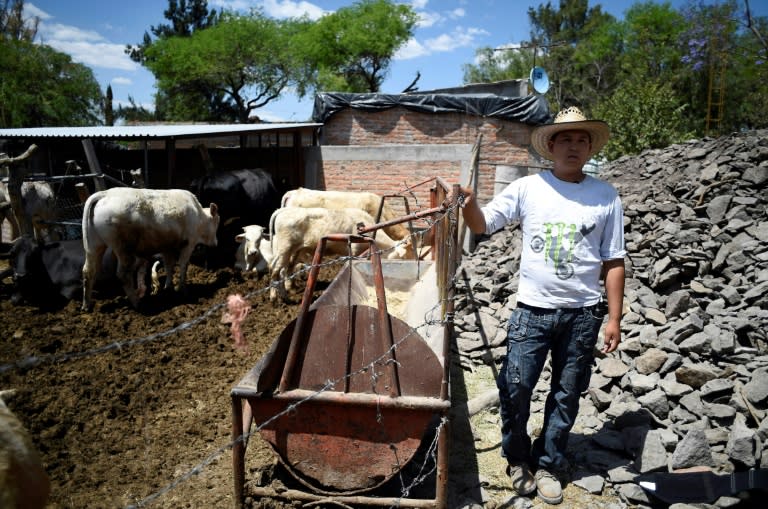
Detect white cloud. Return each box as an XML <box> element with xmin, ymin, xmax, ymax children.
<box><xmin>209</xmin><ymin>0</ymin><xmax>254</xmax><ymax>12</ymax></box>
<box><xmin>50</xmin><ymin>40</ymin><xmax>139</xmax><ymax>71</ymax></box>
<box><xmin>41</xmin><ymin>22</ymin><xmax>103</xmax><ymax>43</ymax></box>
<box><xmin>259</xmin><ymin>0</ymin><xmax>327</xmax><ymax>20</ymax></box>
<box><xmin>23</xmin><ymin>2</ymin><xmax>50</xmax><ymax>21</ymax></box>
<box><xmin>410</xmin><ymin>0</ymin><xmax>429</xmax><ymax>10</ymax></box>
<box><xmin>24</xmin><ymin>6</ymin><xmax>140</xmax><ymax>73</ymax></box>
<box><xmin>416</xmin><ymin>10</ymin><xmax>441</xmax><ymax>28</ymax></box>
<box><xmin>424</xmin><ymin>26</ymin><xmax>488</xmax><ymax>53</ymax></box>
<box><xmin>413</xmin><ymin>4</ymin><xmax>465</xmax><ymax>28</ymax></box>
<box><xmin>208</xmin><ymin>0</ymin><xmax>328</xmax><ymax>19</ymax></box>
<box><xmin>396</xmin><ymin>23</ymin><xmax>488</xmax><ymax>61</ymax></box>
<box><xmin>395</xmin><ymin>38</ymin><xmax>429</xmax><ymax>60</ymax></box>
<box><xmin>112</xmin><ymin>77</ymin><xmax>132</xmax><ymax>86</ymax></box>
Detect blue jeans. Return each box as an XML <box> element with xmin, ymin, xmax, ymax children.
<box><xmin>497</xmin><ymin>303</ymin><xmax>605</xmax><ymax>472</ymax></box>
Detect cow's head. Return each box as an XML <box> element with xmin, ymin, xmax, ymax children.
<box><xmin>235</xmin><ymin>224</ymin><xmax>267</xmax><ymax>271</ymax></box>
<box><xmin>200</xmin><ymin>202</ymin><xmax>220</xmax><ymax>247</ymax></box>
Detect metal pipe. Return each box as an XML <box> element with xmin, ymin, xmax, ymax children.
<box><xmin>231</xmin><ymin>389</ymin><xmax>451</xmax><ymax>412</ymax></box>
<box><xmin>355</xmin><ymin>204</ymin><xmax>447</xmax><ymax>237</ymax></box>
<box><xmin>248</xmin><ymin>486</ymin><xmax>439</xmax><ymax>508</ymax></box>
<box><xmin>370</xmin><ymin>243</ymin><xmax>401</xmax><ymax>398</ymax></box>
<box><xmin>278</xmin><ymin>237</ymin><xmax>327</xmax><ymax>393</ymax></box>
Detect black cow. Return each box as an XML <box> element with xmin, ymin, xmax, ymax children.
<box><xmin>189</xmin><ymin>169</ymin><xmax>281</xmax><ymax>268</ymax></box>
<box><xmin>7</xmin><ymin>236</ymin><xmax>118</xmax><ymax>310</ymax></box>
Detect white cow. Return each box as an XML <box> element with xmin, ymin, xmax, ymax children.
<box><xmin>281</xmin><ymin>187</ymin><xmax>409</xmax><ymax>241</ymax></box>
<box><xmin>81</xmin><ymin>188</ymin><xmax>219</xmax><ymax>310</ymax></box>
<box><xmin>234</xmin><ymin>224</ymin><xmax>271</xmax><ymax>274</ymax></box>
<box><xmin>268</xmin><ymin>207</ymin><xmax>415</xmax><ymax>301</ymax></box>
<box><xmin>0</xmin><ymin>181</ymin><xmax>57</xmax><ymax>242</ymax></box>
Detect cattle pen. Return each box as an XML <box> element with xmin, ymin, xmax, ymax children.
<box><xmin>231</xmin><ymin>178</ymin><xmax>461</xmax><ymax>508</ymax></box>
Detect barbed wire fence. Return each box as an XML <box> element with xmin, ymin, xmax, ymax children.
<box><xmin>1</xmin><ymin>197</ymin><xmax>465</xmax><ymax>508</ymax></box>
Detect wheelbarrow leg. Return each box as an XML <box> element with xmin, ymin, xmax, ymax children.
<box><xmin>241</xmin><ymin>401</ymin><xmax>253</xmax><ymax>447</ymax></box>
<box><xmin>232</xmin><ymin>395</ymin><xmax>245</xmax><ymax>509</ymax></box>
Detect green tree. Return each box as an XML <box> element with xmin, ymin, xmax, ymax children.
<box><xmin>463</xmin><ymin>1</ymin><xmax>616</xmax><ymax>110</ymax></box>
<box><xmin>116</xmin><ymin>96</ymin><xmax>156</xmax><ymax>123</ymax></box>
<box><xmin>127</xmin><ymin>0</ymin><xmax>224</xmax><ymax>121</ymax></box>
<box><xmin>1</xmin><ymin>0</ymin><xmax>102</xmax><ymax>127</ymax></box>
<box><xmin>620</xmin><ymin>2</ymin><xmax>685</xmax><ymax>80</ymax></box>
<box><xmin>729</xmin><ymin>19</ymin><xmax>768</xmax><ymax>130</ymax></box>
<box><xmin>144</xmin><ymin>12</ymin><xmax>311</xmax><ymax>123</ymax></box>
<box><xmin>593</xmin><ymin>79</ymin><xmax>691</xmax><ymax>159</ymax></box>
<box><xmin>104</xmin><ymin>85</ymin><xmax>114</xmax><ymax>126</ymax></box>
<box><xmin>571</xmin><ymin>18</ymin><xmax>624</xmax><ymax>99</ymax></box>
<box><xmin>462</xmin><ymin>45</ymin><xmax>532</xmax><ymax>85</ymax></box>
<box><xmin>126</xmin><ymin>0</ymin><xmax>219</xmax><ymax>64</ymax></box>
<box><xmin>0</xmin><ymin>0</ymin><xmax>37</xmax><ymax>41</ymax></box>
<box><xmin>300</xmin><ymin>0</ymin><xmax>418</xmax><ymax>92</ymax></box>
<box><xmin>675</xmin><ymin>0</ymin><xmax>768</xmax><ymax>134</ymax></box>
<box><xmin>526</xmin><ymin>0</ymin><xmax>615</xmax><ymax>111</ymax></box>
<box><xmin>0</xmin><ymin>40</ymin><xmax>103</xmax><ymax>127</ymax></box>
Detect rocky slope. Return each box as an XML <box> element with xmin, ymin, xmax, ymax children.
<box><xmin>452</xmin><ymin>129</ymin><xmax>768</xmax><ymax>508</ymax></box>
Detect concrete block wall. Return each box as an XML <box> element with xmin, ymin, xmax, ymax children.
<box><xmin>313</xmin><ymin>106</ymin><xmax>538</xmax><ymax>209</ymax></box>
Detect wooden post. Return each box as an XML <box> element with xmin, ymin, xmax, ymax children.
<box><xmin>196</xmin><ymin>143</ymin><xmax>215</xmax><ymax>176</ymax></box>
<box><xmin>81</xmin><ymin>139</ymin><xmax>105</xmax><ymax>191</ymax></box>
<box><xmin>166</xmin><ymin>139</ymin><xmax>176</xmax><ymax>188</ymax></box>
<box><xmin>0</xmin><ymin>144</ymin><xmax>38</xmax><ymax>239</ymax></box>
<box><xmin>458</xmin><ymin>134</ymin><xmax>482</xmax><ymax>256</ymax></box>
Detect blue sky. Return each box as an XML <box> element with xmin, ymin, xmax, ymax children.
<box><xmin>23</xmin><ymin>0</ymin><xmax>768</xmax><ymax>123</ymax></box>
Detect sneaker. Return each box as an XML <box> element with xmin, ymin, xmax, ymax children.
<box><xmin>535</xmin><ymin>468</ymin><xmax>563</xmax><ymax>504</ymax></box>
<box><xmin>506</xmin><ymin>461</ymin><xmax>535</xmax><ymax>495</ymax></box>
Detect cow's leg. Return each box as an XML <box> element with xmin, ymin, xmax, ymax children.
<box><xmin>158</xmin><ymin>254</ymin><xmax>175</xmax><ymax>291</ymax></box>
<box><xmin>81</xmin><ymin>244</ymin><xmax>106</xmax><ymax>311</ymax></box>
<box><xmin>135</xmin><ymin>259</ymin><xmax>149</xmax><ymax>300</ymax></box>
<box><xmin>283</xmin><ymin>253</ymin><xmax>297</xmax><ymax>292</ymax></box>
<box><xmin>268</xmin><ymin>250</ymin><xmax>291</xmax><ymax>302</ymax></box>
<box><xmin>116</xmin><ymin>254</ymin><xmax>141</xmax><ymax>308</ymax></box>
<box><xmin>166</xmin><ymin>250</ymin><xmax>183</xmax><ymax>291</ymax></box>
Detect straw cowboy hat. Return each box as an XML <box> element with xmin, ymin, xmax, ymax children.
<box><xmin>531</xmin><ymin>106</ymin><xmax>610</xmax><ymax>160</ymax></box>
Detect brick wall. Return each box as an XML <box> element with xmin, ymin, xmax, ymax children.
<box><xmin>317</xmin><ymin>106</ymin><xmax>537</xmax><ymax>207</ymax></box>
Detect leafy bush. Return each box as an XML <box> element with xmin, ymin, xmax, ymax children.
<box><xmin>593</xmin><ymin>80</ymin><xmax>693</xmax><ymax>161</ymax></box>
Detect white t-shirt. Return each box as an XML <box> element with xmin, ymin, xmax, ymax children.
<box><xmin>481</xmin><ymin>170</ymin><xmax>626</xmax><ymax>308</ymax></box>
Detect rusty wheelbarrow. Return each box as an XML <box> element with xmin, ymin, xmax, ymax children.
<box><xmin>231</xmin><ymin>180</ymin><xmax>460</xmax><ymax>507</ymax></box>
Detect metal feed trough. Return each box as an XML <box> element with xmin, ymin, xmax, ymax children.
<box><xmin>231</xmin><ymin>179</ymin><xmax>460</xmax><ymax>508</ymax></box>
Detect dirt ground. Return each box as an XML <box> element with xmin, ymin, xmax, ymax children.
<box><xmin>0</xmin><ymin>257</ymin><xmax>322</xmax><ymax>509</ymax></box>
<box><xmin>0</xmin><ymin>250</ymin><xmax>628</xmax><ymax>509</ymax></box>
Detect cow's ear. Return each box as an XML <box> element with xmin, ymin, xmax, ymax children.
<box><xmin>209</xmin><ymin>203</ymin><xmax>218</xmax><ymax>216</ymax></box>
<box><xmin>235</xmin><ymin>234</ymin><xmax>245</xmax><ymax>243</ymax></box>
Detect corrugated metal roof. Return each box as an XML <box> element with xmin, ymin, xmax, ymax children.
<box><xmin>0</xmin><ymin>123</ymin><xmax>322</xmax><ymax>140</ymax></box>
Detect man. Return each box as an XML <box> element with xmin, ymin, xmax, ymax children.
<box><xmin>459</xmin><ymin>107</ymin><xmax>625</xmax><ymax>504</ymax></box>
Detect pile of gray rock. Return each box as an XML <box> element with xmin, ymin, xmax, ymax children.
<box><xmin>453</xmin><ymin>129</ymin><xmax>768</xmax><ymax>507</ymax></box>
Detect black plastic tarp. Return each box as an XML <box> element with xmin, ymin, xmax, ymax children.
<box><xmin>312</xmin><ymin>92</ymin><xmax>552</xmax><ymax>125</ymax></box>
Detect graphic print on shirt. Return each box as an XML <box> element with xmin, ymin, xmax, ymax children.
<box><xmin>530</xmin><ymin>222</ymin><xmax>595</xmax><ymax>279</ymax></box>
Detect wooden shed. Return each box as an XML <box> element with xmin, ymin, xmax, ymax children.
<box><xmin>0</xmin><ymin>122</ymin><xmax>321</xmax><ymax>193</ymax></box>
